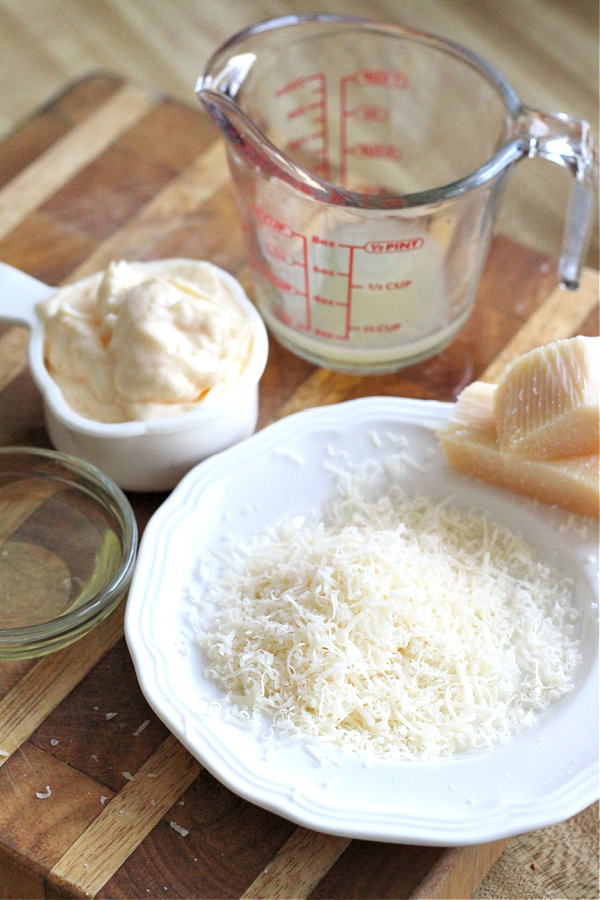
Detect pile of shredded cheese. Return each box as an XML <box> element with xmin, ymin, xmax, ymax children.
<box><xmin>195</xmin><ymin>457</ymin><xmax>581</xmax><ymax>760</ymax></box>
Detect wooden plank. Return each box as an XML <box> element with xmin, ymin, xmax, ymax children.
<box><xmin>409</xmin><ymin>840</ymin><xmax>511</xmax><ymax>900</ymax></box>
<box><xmin>0</xmin><ymin>477</ymin><xmax>61</xmax><ymax>543</ymax></box>
<box><xmin>65</xmin><ymin>139</ymin><xmax>230</xmax><ymax>282</ymax></box>
<box><xmin>482</xmin><ymin>267</ymin><xmax>599</xmax><ymax>382</ymax></box>
<box><xmin>0</xmin><ymin>327</ymin><xmax>28</xmax><ymax>391</ymax></box>
<box><xmin>0</xmin><ymin>849</ymin><xmax>45</xmax><ymax>900</ymax></box>
<box><xmin>46</xmin><ymin>735</ymin><xmax>201</xmax><ymax>899</ymax></box>
<box><xmin>241</xmin><ymin>829</ymin><xmax>352</xmax><ymax>900</ymax></box>
<box><xmin>0</xmin><ymin>604</ymin><xmax>124</xmax><ymax>765</ymax></box>
<box><xmin>277</xmin><ymin>370</ymin><xmax>364</xmax><ymax>419</ymax></box>
<box><xmin>0</xmin><ymin>83</ymin><xmax>157</xmax><ymax>241</ymax></box>
<box><xmin>473</xmin><ymin>802</ymin><xmax>599</xmax><ymax>899</ymax></box>
<box><xmin>0</xmin><ymin>741</ymin><xmax>115</xmax><ymax>870</ymax></box>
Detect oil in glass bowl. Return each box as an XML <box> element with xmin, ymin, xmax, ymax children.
<box><xmin>0</xmin><ymin>447</ymin><xmax>137</xmax><ymax>658</ymax></box>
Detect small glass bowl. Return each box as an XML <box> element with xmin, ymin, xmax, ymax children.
<box><xmin>0</xmin><ymin>446</ymin><xmax>138</xmax><ymax>659</ymax></box>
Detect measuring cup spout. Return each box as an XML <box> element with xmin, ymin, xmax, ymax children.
<box><xmin>196</xmin><ymin>39</ymin><xmax>255</xmax><ymax>130</ymax></box>
<box><xmin>198</xmin><ymin>87</ymin><xmax>314</xmax><ymax>197</ymax></box>
<box><xmin>195</xmin><ymin>48</ymin><xmax>257</xmax><ymax>139</ymax></box>
<box><xmin>196</xmin><ymin>66</ymin><xmax>344</xmax><ymax>206</ymax></box>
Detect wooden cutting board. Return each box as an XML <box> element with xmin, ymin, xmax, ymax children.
<box><xmin>0</xmin><ymin>74</ymin><xmax>597</xmax><ymax>900</ymax></box>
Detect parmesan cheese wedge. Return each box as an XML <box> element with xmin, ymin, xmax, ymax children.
<box><xmin>494</xmin><ymin>336</ymin><xmax>600</xmax><ymax>459</ymax></box>
<box><xmin>439</xmin><ymin>381</ymin><xmax>599</xmax><ymax>517</ymax></box>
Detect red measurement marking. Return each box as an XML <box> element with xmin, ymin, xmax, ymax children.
<box><xmin>275</xmin><ymin>307</ymin><xmax>294</xmax><ymax>325</ymax></box>
<box><xmin>263</xmin><ymin>241</ymin><xmax>304</xmax><ymax>267</ymax></box>
<box><xmin>274</xmin><ymin>308</ymin><xmax>309</xmax><ymax>331</ymax></box>
<box><xmin>346</xmin><ymin>103</ymin><xmax>389</xmax><ymax>123</ymax></box>
<box><xmin>361</xmin><ymin>323</ymin><xmax>403</xmax><ymax>333</ymax></box>
<box><xmin>340</xmin><ymin>69</ymin><xmax>408</xmax><ymax>185</ymax></box>
<box><xmin>252</xmin><ymin>205</ymin><xmax>294</xmax><ymax>238</ymax></box>
<box><xmin>275</xmin><ymin>73</ymin><xmax>327</xmax><ymax>94</ymax></box>
<box><xmin>252</xmin><ymin>205</ymin><xmax>311</xmax><ymax>330</ymax></box>
<box><xmin>274</xmin><ymin>73</ymin><xmax>330</xmax><ymax>183</ymax></box>
<box><xmin>275</xmin><ymin>75</ymin><xmax>314</xmax><ymax>96</ymax></box>
<box><xmin>344</xmin><ymin>245</ymin><xmax>355</xmax><ymax>339</ymax></box>
<box><xmin>255</xmin><ymin>265</ymin><xmax>294</xmax><ymax>293</ymax></box>
<box><xmin>313</xmin><ymin>265</ymin><xmax>336</xmax><ymax>276</ymax></box>
<box><xmin>364</xmin><ymin>237</ymin><xmax>424</xmax><ymax>253</ymax></box>
<box><xmin>287</xmin><ymin>102</ymin><xmax>322</xmax><ymax>121</ymax></box>
<box><xmin>340</xmin><ymin>74</ymin><xmax>350</xmax><ymax>187</ymax></box>
<box><xmin>347</xmin><ymin>142</ymin><xmax>403</xmax><ymax>161</ymax></box>
<box><xmin>364</xmin><ymin>279</ymin><xmax>412</xmax><ymax>291</ymax></box>
<box><xmin>314</xmin><ymin>294</ymin><xmax>347</xmax><ymax>307</ymax></box>
<box><xmin>352</xmin><ymin>69</ymin><xmax>409</xmax><ymax>89</ymax></box>
<box><xmin>289</xmin><ymin>131</ymin><xmax>326</xmax><ymax>151</ymax></box>
<box><xmin>253</xmin><ymin>259</ymin><xmax>306</xmax><ymax>298</ymax></box>
<box><xmin>314</xmin><ymin>328</ymin><xmax>346</xmax><ymax>340</ymax></box>
<box><xmin>355</xmin><ymin>183</ymin><xmax>394</xmax><ymax>198</ymax></box>
<box><xmin>263</xmin><ymin>241</ymin><xmax>287</xmax><ymax>263</ymax></box>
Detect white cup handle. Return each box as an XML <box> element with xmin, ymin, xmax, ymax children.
<box><xmin>0</xmin><ymin>262</ymin><xmax>55</xmax><ymax>328</ymax></box>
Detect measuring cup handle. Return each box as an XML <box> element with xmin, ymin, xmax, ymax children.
<box><xmin>520</xmin><ymin>107</ymin><xmax>598</xmax><ymax>290</ymax></box>
<box><xmin>0</xmin><ymin>262</ymin><xmax>54</xmax><ymax>328</ymax></box>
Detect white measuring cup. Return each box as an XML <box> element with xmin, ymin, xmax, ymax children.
<box><xmin>197</xmin><ymin>14</ymin><xmax>597</xmax><ymax>374</ymax></box>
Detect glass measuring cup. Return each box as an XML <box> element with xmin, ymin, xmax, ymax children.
<box><xmin>197</xmin><ymin>14</ymin><xmax>597</xmax><ymax>374</ymax></box>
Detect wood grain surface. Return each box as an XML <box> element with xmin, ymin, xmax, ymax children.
<box><xmin>0</xmin><ymin>74</ymin><xmax>597</xmax><ymax>900</ymax></box>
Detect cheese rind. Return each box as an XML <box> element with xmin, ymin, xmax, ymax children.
<box><xmin>440</xmin><ymin>381</ymin><xmax>599</xmax><ymax>518</ymax></box>
<box><xmin>494</xmin><ymin>336</ymin><xmax>600</xmax><ymax>459</ymax></box>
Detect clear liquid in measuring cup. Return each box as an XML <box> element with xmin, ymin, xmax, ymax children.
<box><xmin>0</xmin><ymin>472</ymin><xmax>122</xmax><ymax>630</ymax></box>
<box><xmin>243</xmin><ymin>182</ymin><xmax>474</xmax><ymax>373</ymax></box>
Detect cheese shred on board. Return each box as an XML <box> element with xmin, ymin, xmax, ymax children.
<box><xmin>196</xmin><ymin>460</ymin><xmax>581</xmax><ymax>760</ymax></box>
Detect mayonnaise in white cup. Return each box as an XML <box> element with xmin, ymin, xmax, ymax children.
<box><xmin>0</xmin><ymin>260</ymin><xmax>268</xmax><ymax>492</ymax></box>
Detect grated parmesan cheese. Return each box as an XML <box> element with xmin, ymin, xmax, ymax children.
<box><xmin>195</xmin><ymin>457</ymin><xmax>581</xmax><ymax>760</ymax></box>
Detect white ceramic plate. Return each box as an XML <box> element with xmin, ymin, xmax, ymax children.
<box><xmin>125</xmin><ymin>397</ymin><xmax>599</xmax><ymax>846</ymax></box>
